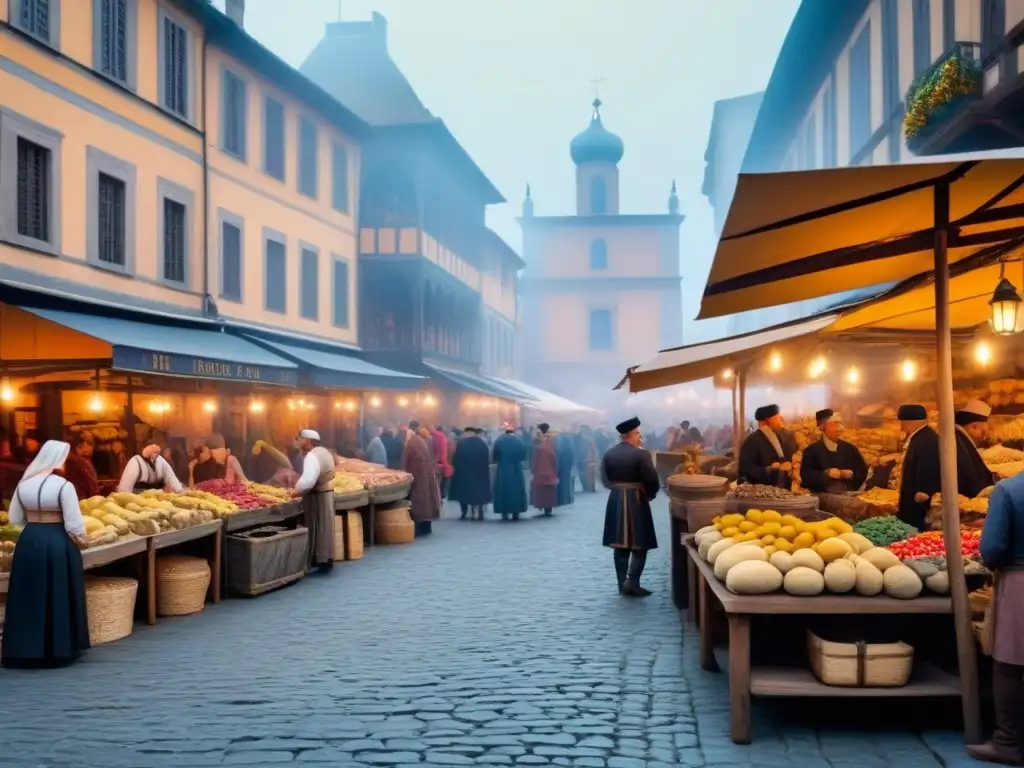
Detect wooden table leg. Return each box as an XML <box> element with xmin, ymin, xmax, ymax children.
<box><xmin>698</xmin><ymin>569</ymin><xmax>717</xmax><ymax>671</ymax></box>
<box><xmin>146</xmin><ymin>540</ymin><xmax>156</xmax><ymax>626</ymax></box>
<box><xmin>727</xmin><ymin>613</ymin><xmax>752</xmax><ymax>745</ymax></box>
<box><xmin>211</xmin><ymin>528</ymin><xmax>222</xmax><ymax>604</ymax></box>
<box><xmin>670</xmin><ymin>516</ymin><xmax>684</xmax><ymax>610</ymax></box>
<box><xmin>687</xmin><ymin>556</ymin><xmax>698</xmax><ymax>625</ymax></box>
<box><xmin>369</xmin><ymin>503</ymin><xmax>376</xmax><ymax>547</ymax></box>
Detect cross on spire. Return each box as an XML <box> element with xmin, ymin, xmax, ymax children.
<box><xmin>336</xmin><ymin>0</ymin><xmax>343</xmax><ymax>20</ymax></box>
<box><xmin>590</xmin><ymin>75</ymin><xmax>608</xmax><ymax>100</ymax></box>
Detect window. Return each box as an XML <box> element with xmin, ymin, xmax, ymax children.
<box><xmin>822</xmin><ymin>80</ymin><xmax>837</xmax><ymax>167</ymax></box>
<box><xmin>589</xmin><ymin>238</ymin><xmax>608</xmax><ymax>270</ymax></box>
<box><xmin>13</xmin><ymin>0</ymin><xmax>58</xmax><ymax>46</ymax></box>
<box><xmin>157</xmin><ymin>178</ymin><xmax>192</xmax><ymax>286</ymax></box>
<box><xmin>298</xmin><ymin>116</ymin><xmax>318</xmax><ymax>199</ymax></box>
<box><xmin>94</xmin><ymin>0</ymin><xmax>135</xmax><ymax>86</ymax></box>
<box><xmin>331</xmin><ymin>143</ymin><xmax>349</xmax><ymax>213</ymax></box>
<box><xmin>264</xmin><ymin>232</ymin><xmax>286</xmax><ymax>313</ymax></box>
<box><xmin>0</xmin><ymin>109</ymin><xmax>63</xmax><ymax>254</ymax></box>
<box><xmin>300</xmin><ymin>245</ymin><xmax>319</xmax><ymax>321</ymax></box>
<box><xmin>96</xmin><ymin>173</ymin><xmax>126</xmax><ymax>266</ymax></box>
<box><xmin>263</xmin><ymin>96</ymin><xmax>285</xmax><ymax>181</ymax></box>
<box><xmin>221</xmin><ymin>69</ymin><xmax>247</xmax><ymax>159</ymax></box>
<box><xmin>589</xmin><ymin>176</ymin><xmax>607</xmax><ymax>214</ymax></box>
<box><xmin>882</xmin><ymin>0</ymin><xmax>899</xmax><ymax>117</ymax></box>
<box><xmin>982</xmin><ymin>0</ymin><xmax>1006</xmax><ymax>63</ymax></box>
<box><xmin>943</xmin><ymin>0</ymin><xmax>955</xmax><ymax>51</ymax></box>
<box><xmin>589</xmin><ymin>309</ymin><xmax>613</xmax><ymax>351</ymax></box>
<box><xmin>802</xmin><ymin>113</ymin><xmax>817</xmax><ymax>169</ymax></box>
<box><xmin>219</xmin><ymin>211</ymin><xmax>243</xmax><ymax>302</ymax></box>
<box><xmin>332</xmin><ymin>257</ymin><xmax>350</xmax><ymax>328</ymax></box>
<box><xmin>87</xmin><ymin>146</ymin><xmax>136</xmax><ymax>272</ymax></box>
<box><xmin>913</xmin><ymin>0</ymin><xmax>932</xmax><ymax>75</ymax></box>
<box><xmin>848</xmin><ymin>23</ymin><xmax>872</xmax><ymax>158</ymax></box>
<box><xmin>159</xmin><ymin>10</ymin><xmax>190</xmax><ymax>120</ymax></box>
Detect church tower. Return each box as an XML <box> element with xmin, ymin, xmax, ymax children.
<box><xmin>519</xmin><ymin>99</ymin><xmax>684</xmax><ymax>411</ymax></box>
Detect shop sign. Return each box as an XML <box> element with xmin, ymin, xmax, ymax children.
<box><xmin>113</xmin><ymin>347</ymin><xmax>298</xmax><ymax>386</ymax></box>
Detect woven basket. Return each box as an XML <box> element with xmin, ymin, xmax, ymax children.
<box><xmin>345</xmin><ymin>510</ymin><xmax>364</xmax><ymax>560</ymax></box>
<box><xmin>807</xmin><ymin>629</ymin><xmax>913</xmax><ymax>687</ymax></box>
<box><xmin>375</xmin><ymin>504</ymin><xmax>414</xmax><ymax>545</ymax></box>
<box><xmin>156</xmin><ymin>555</ymin><xmax>211</xmax><ymax>617</ymax></box>
<box><xmin>85</xmin><ymin>576</ymin><xmax>138</xmax><ymax>645</ymax></box>
<box><xmin>333</xmin><ymin>515</ymin><xmax>346</xmax><ymax>562</ymax></box>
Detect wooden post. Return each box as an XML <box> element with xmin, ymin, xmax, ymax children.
<box><xmin>125</xmin><ymin>377</ymin><xmax>138</xmax><ymax>458</ymax></box>
<box><xmin>737</xmin><ymin>368</ymin><xmax>748</xmax><ymax>454</ymax></box>
<box><xmin>731</xmin><ymin>374</ymin><xmax>740</xmax><ymax>458</ymax></box>
<box><xmin>932</xmin><ymin>182</ymin><xmax>982</xmax><ymax>744</ymax></box>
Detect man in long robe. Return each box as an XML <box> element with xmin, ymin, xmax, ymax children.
<box><xmin>291</xmin><ymin>429</ymin><xmax>336</xmax><ymax>573</ymax></box>
<box><xmin>602</xmin><ymin>416</ymin><xmax>661</xmax><ymax>597</ymax></box>
<box><xmin>800</xmin><ymin>409</ymin><xmax>868</xmax><ymax>494</ymax></box>
<box><xmin>365</xmin><ymin>427</ymin><xmax>388</xmax><ymax>466</ymax></box>
<box><xmin>738</xmin><ymin>404</ymin><xmax>793</xmax><ymax>488</ymax></box>
<box><xmin>955</xmin><ymin>398</ymin><xmax>996</xmax><ymax>499</ymax></box>
<box><xmin>554</xmin><ymin>431</ymin><xmax>576</xmax><ymax>507</ymax></box>
<box><xmin>530</xmin><ymin>423</ymin><xmax>559</xmax><ymax>516</ymax></box>
<box><xmin>451</xmin><ymin>427</ymin><xmax>491</xmax><ymax>520</ymax></box>
<box><xmin>492</xmin><ymin>423</ymin><xmax>527</xmax><ymax>521</ymax></box>
<box><xmin>896</xmin><ymin>403</ymin><xmax>941</xmax><ymax>530</ymax></box>
<box><xmin>380</xmin><ymin>427</ymin><xmax>403</xmax><ymax>470</ymax></box>
<box><xmin>63</xmin><ymin>435</ymin><xmax>99</xmax><ymax>501</ymax></box>
<box><xmin>575</xmin><ymin>426</ymin><xmax>598</xmax><ymax>493</ymax></box>
<box><xmin>403</xmin><ymin>421</ymin><xmax>441</xmax><ymax>536</ymax></box>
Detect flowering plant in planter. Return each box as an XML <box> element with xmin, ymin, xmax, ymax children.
<box><xmin>904</xmin><ymin>48</ymin><xmax>982</xmax><ymax>139</ymax></box>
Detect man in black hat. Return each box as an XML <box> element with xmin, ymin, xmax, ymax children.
<box><xmin>738</xmin><ymin>404</ymin><xmax>793</xmax><ymax>488</ymax></box>
<box><xmin>954</xmin><ymin>399</ymin><xmax>996</xmax><ymax>499</ymax></box>
<box><xmin>601</xmin><ymin>416</ymin><xmax>661</xmax><ymax>597</ymax></box>
<box><xmin>896</xmin><ymin>403</ymin><xmax>941</xmax><ymax>529</ymax></box>
<box><xmin>799</xmin><ymin>409</ymin><xmax>868</xmax><ymax>494</ymax></box>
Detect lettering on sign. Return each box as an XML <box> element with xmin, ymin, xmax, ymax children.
<box><xmin>151</xmin><ymin>353</ymin><xmax>172</xmax><ymax>372</ymax></box>
<box><xmin>192</xmin><ymin>359</ymin><xmax>263</xmax><ymax>381</ymax></box>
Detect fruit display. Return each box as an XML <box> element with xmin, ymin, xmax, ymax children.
<box><xmin>703</xmin><ymin>508</ymin><xmax>856</xmax><ymax>557</ymax></box>
<box><xmin>887</xmin><ymin>530</ymin><xmax>982</xmax><ymax>560</ymax></box>
<box><xmin>852</xmin><ymin>516</ymin><xmax>918</xmax><ymax>547</ymax></box>
<box><xmin>980</xmin><ymin>444</ymin><xmax>1024</xmax><ymax>465</ymax></box>
<box><xmin>857</xmin><ymin>487</ymin><xmax>899</xmax><ymax>515</ymax></box>
<box><xmin>192</xmin><ymin>480</ymin><xmax>268</xmax><ymax>510</ymax></box>
<box><xmin>334</xmin><ymin>457</ymin><xmax>412</xmax><ymax>489</ymax></box>
<box><xmin>246</xmin><ymin>481</ymin><xmax>291</xmax><ymax>503</ymax></box>
<box><xmin>333</xmin><ymin>472</ymin><xmax>365</xmax><ymax>494</ymax></box>
<box><xmin>732</xmin><ymin>484</ymin><xmax>798</xmax><ymax>501</ymax></box>
<box><xmin>926</xmin><ymin>491</ymin><xmax>989</xmax><ymax>531</ymax></box>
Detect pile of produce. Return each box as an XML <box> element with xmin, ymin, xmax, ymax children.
<box><xmin>732</xmin><ymin>484</ymin><xmax>797</xmax><ymax>501</ymax></box>
<box><xmin>0</xmin><ymin>524</ymin><xmax>18</xmax><ymax>572</ymax></box>
<box><xmin>192</xmin><ymin>480</ymin><xmax>269</xmax><ymax>510</ymax></box>
<box><xmin>695</xmin><ymin>512</ymin><xmax>948</xmax><ymax>599</ymax></box>
<box><xmin>888</xmin><ymin>530</ymin><xmax>981</xmax><ymax>560</ymax></box>
<box><xmin>334</xmin><ymin>457</ymin><xmax>412</xmax><ymax>489</ymax></box>
<box><xmin>79</xmin><ymin>491</ymin><xmax>223</xmax><ymax>546</ymax></box>
<box><xmin>857</xmin><ymin>487</ymin><xmax>899</xmax><ymax>515</ymax></box>
<box><xmin>853</xmin><ymin>516</ymin><xmax>918</xmax><ymax>547</ymax></box>
<box><xmin>926</xmin><ymin>491</ymin><xmax>989</xmax><ymax>531</ymax></box>
<box><xmin>246</xmin><ymin>481</ymin><xmax>291</xmax><ymax>503</ymax></box>
<box><xmin>677</xmin><ymin>446</ymin><xmax>703</xmax><ymax>475</ymax></box>
<box><xmin>980</xmin><ymin>445</ymin><xmax>1024</xmax><ymax>465</ymax></box>
<box><xmin>333</xmin><ymin>472</ymin><xmax>365</xmax><ymax>494</ymax></box>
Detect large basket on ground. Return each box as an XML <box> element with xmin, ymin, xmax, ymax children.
<box><xmin>807</xmin><ymin>629</ymin><xmax>913</xmax><ymax>687</ymax></box>
<box><xmin>226</xmin><ymin>526</ymin><xmax>308</xmax><ymax>597</ymax></box>
<box><xmin>667</xmin><ymin>473</ymin><xmax>729</xmax><ymax>502</ymax></box>
<box><xmin>375</xmin><ymin>501</ymin><xmax>414</xmax><ymax>545</ymax></box>
<box><xmin>345</xmin><ymin>511</ymin><xmax>364</xmax><ymax>560</ymax></box>
<box><xmin>333</xmin><ymin>515</ymin><xmax>346</xmax><ymax>562</ymax></box>
<box><xmin>156</xmin><ymin>555</ymin><xmax>211</xmax><ymax>617</ymax></box>
<box><xmin>85</xmin><ymin>576</ymin><xmax>137</xmax><ymax>645</ymax></box>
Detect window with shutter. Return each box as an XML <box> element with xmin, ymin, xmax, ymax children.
<box><xmin>300</xmin><ymin>247</ymin><xmax>318</xmax><ymax>320</ymax></box>
<box><xmin>162</xmin><ymin>15</ymin><xmax>189</xmax><ymax>118</ymax></box>
<box><xmin>97</xmin><ymin>173</ymin><xmax>126</xmax><ymax>266</ymax></box>
<box><xmin>221</xmin><ymin>221</ymin><xmax>242</xmax><ymax>301</ymax></box>
<box><xmin>162</xmin><ymin>198</ymin><xmax>186</xmax><ymax>282</ymax></box>
<box><xmin>589</xmin><ymin>309</ymin><xmax>613</xmax><ymax>351</ymax></box>
<box><xmin>265</xmin><ymin>239</ymin><xmax>286</xmax><ymax>313</ymax></box>
<box><xmin>298</xmin><ymin>117</ymin><xmax>318</xmax><ymax>198</ymax></box>
<box><xmin>331</xmin><ymin>143</ymin><xmax>349</xmax><ymax>213</ymax></box>
<box><xmin>16</xmin><ymin>137</ymin><xmax>50</xmax><ymax>243</ymax></box>
<box><xmin>221</xmin><ymin>71</ymin><xmax>246</xmax><ymax>158</ymax></box>
<box><xmin>263</xmin><ymin>97</ymin><xmax>285</xmax><ymax>180</ymax></box>
<box><xmin>99</xmin><ymin>0</ymin><xmax>129</xmax><ymax>83</ymax></box>
<box><xmin>589</xmin><ymin>239</ymin><xmax>607</xmax><ymax>270</ymax></box>
<box><xmin>18</xmin><ymin>0</ymin><xmax>53</xmax><ymax>44</ymax></box>
<box><xmin>332</xmin><ymin>258</ymin><xmax>349</xmax><ymax>329</ymax></box>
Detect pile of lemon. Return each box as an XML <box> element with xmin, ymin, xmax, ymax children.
<box><xmin>711</xmin><ymin>509</ymin><xmax>853</xmax><ymax>558</ymax></box>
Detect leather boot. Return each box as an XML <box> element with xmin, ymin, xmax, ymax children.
<box><xmin>622</xmin><ymin>550</ymin><xmax>652</xmax><ymax>597</ymax></box>
<box><xmin>968</xmin><ymin>662</ymin><xmax>1024</xmax><ymax>765</ymax></box>
<box><xmin>613</xmin><ymin>549</ymin><xmax>630</xmax><ymax>593</ymax></box>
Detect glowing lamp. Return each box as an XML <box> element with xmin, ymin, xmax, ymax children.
<box><xmin>900</xmin><ymin>359</ymin><xmax>917</xmax><ymax>382</ymax></box>
<box><xmin>845</xmin><ymin>367</ymin><xmax>860</xmax><ymax>385</ymax></box>
<box><xmin>397</xmin><ymin>396</ymin><xmax>409</xmax><ymax>408</ymax></box>
<box><xmin>0</xmin><ymin>378</ymin><xmax>13</xmax><ymax>402</ymax></box>
<box><xmin>423</xmin><ymin>394</ymin><xmax>436</xmax><ymax>407</ymax></box>
<box><xmin>344</xmin><ymin>401</ymin><xmax>357</xmax><ymax>412</ymax></box>
<box><xmin>808</xmin><ymin>356</ymin><xmax>826</xmax><ymax>378</ymax></box>
<box><xmin>768</xmin><ymin>352</ymin><xmax>782</xmax><ymax>372</ymax></box>
<box><xmin>249</xmin><ymin>400</ymin><xmax>265</xmax><ymax>414</ymax></box>
<box><xmin>203</xmin><ymin>400</ymin><xmax>217</xmax><ymax>413</ymax></box>
<box><xmin>721</xmin><ymin>368</ymin><xmax>733</xmax><ymax>380</ymax></box>
<box><xmin>975</xmin><ymin>341</ymin><xmax>993</xmax><ymax>366</ymax></box>
<box><xmin>369</xmin><ymin>396</ymin><xmax>382</xmax><ymax>408</ymax></box>
<box><xmin>89</xmin><ymin>395</ymin><xmax>104</xmax><ymax>413</ymax></box>
<box><xmin>989</xmin><ymin>278</ymin><xmax>1022</xmax><ymax>336</ymax></box>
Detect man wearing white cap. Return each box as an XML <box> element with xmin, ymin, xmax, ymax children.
<box><xmin>291</xmin><ymin>429</ymin><xmax>336</xmax><ymax>573</ymax></box>
<box><xmin>954</xmin><ymin>399</ymin><xmax>996</xmax><ymax>499</ymax></box>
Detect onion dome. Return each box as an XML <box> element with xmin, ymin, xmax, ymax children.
<box><xmin>570</xmin><ymin>98</ymin><xmax>624</xmax><ymax>166</ymax></box>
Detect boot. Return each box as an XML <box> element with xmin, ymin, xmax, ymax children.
<box><xmin>544</xmin><ymin>507</ymin><xmax>552</xmax><ymax>516</ymax></box>
<box><xmin>622</xmin><ymin>550</ymin><xmax>652</xmax><ymax>597</ymax></box>
<box><xmin>512</xmin><ymin>513</ymin><xmax>520</xmax><ymax>521</ymax></box>
<box><xmin>613</xmin><ymin>549</ymin><xmax>630</xmax><ymax>593</ymax></box>
<box><xmin>968</xmin><ymin>662</ymin><xmax>1024</xmax><ymax>765</ymax></box>
<box><xmin>476</xmin><ymin>506</ymin><xmax>485</xmax><ymax>521</ymax></box>
<box><xmin>459</xmin><ymin>503</ymin><xmax>468</xmax><ymax>520</ymax></box>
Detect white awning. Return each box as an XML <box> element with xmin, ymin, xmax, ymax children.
<box><xmin>500</xmin><ymin>378</ymin><xmax>602</xmax><ymax>414</ymax></box>
<box><xmin>621</xmin><ymin>314</ymin><xmax>839</xmax><ymax>393</ymax></box>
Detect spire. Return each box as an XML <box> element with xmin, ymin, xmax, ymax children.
<box><xmin>668</xmin><ymin>179</ymin><xmax>679</xmax><ymax>214</ymax></box>
<box><xmin>522</xmin><ymin>184</ymin><xmax>534</xmax><ymax>218</ymax></box>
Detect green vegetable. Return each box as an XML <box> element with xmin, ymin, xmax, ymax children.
<box><xmin>852</xmin><ymin>516</ymin><xmax>918</xmax><ymax>547</ymax></box>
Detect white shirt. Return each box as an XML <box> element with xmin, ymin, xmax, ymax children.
<box><xmin>117</xmin><ymin>454</ymin><xmax>183</xmax><ymax>494</ymax></box>
<box><xmin>294</xmin><ymin>452</ymin><xmax>323</xmax><ymax>495</ymax></box>
<box><xmin>8</xmin><ymin>473</ymin><xmax>86</xmax><ymax>536</ymax></box>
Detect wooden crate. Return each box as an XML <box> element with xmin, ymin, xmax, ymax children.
<box><xmin>226</xmin><ymin>526</ymin><xmax>308</xmax><ymax>597</ymax></box>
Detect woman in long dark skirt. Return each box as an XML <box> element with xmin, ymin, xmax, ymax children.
<box><xmin>2</xmin><ymin>440</ymin><xmax>91</xmax><ymax>669</ymax></box>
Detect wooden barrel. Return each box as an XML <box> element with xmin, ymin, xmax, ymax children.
<box><xmin>685</xmin><ymin>498</ymin><xmax>727</xmax><ymax>531</ymax></box>
<box><xmin>667</xmin><ymin>473</ymin><xmax>728</xmax><ymax>504</ymax></box>
<box><xmin>345</xmin><ymin>511</ymin><xmax>364</xmax><ymax>560</ymax></box>
<box><xmin>375</xmin><ymin>505</ymin><xmax>414</xmax><ymax>545</ymax></box>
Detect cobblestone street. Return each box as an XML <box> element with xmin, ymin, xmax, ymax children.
<box><xmin>1</xmin><ymin>493</ymin><xmax>985</xmax><ymax>768</ymax></box>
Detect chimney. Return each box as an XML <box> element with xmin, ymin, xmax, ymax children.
<box><xmin>325</xmin><ymin>11</ymin><xmax>388</xmax><ymax>51</ymax></box>
<box><xmin>226</xmin><ymin>0</ymin><xmax>244</xmax><ymax>27</ymax></box>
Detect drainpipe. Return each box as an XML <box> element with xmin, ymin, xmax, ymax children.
<box><xmin>200</xmin><ymin>31</ymin><xmax>211</xmax><ymax>312</ymax></box>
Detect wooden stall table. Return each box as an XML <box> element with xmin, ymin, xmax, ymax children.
<box><xmin>684</xmin><ymin>538</ymin><xmax>961</xmax><ymax>745</ymax></box>
<box><xmin>146</xmin><ymin>521</ymin><xmax>223</xmax><ymax>625</ymax></box>
<box><xmin>222</xmin><ymin>502</ymin><xmax>302</xmax><ymax>534</ymax></box>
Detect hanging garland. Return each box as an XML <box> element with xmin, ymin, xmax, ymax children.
<box><xmin>903</xmin><ymin>52</ymin><xmax>982</xmax><ymax>139</ymax></box>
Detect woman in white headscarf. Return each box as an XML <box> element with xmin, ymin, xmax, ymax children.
<box><xmin>2</xmin><ymin>440</ymin><xmax>91</xmax><ymax>669</ymax></box>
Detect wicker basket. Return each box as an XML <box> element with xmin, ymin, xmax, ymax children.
<box><xmin>333</xmin><ymin>515</ymin><xmax>347</xmax><ymax>562</ymax></box>
<box><xmin>85</xmin><ymin>576</ymin><xmax>138</xmax><ymax>645</ymax></box>
<box><xmin>375</xmin><ymin>503</ymin><xmax>414</xmax><ymax>545</ymax></box>
<box><xmin>807</xmin><ymin>629</ymin><xmax>913</xmax><ymax>687</ymax></box>
<box><xmin>156</xmin><ymin>555</ymin><xmax>211</xmax><ymax>617</ymax></box>
<box><xmin>345</xmin><ymin>510</ymin><xmax>364</xmax><ymax>560</ymax></box>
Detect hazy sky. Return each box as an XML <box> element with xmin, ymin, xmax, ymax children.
<box><xmin>217</xmin><ymin>0</ymin><xmax>799</xmax><ymax>343</ymax></box>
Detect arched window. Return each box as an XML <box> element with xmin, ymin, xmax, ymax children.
<box><xmin>589</xmin><ymin>238</ymin><xmax>608</xmax><ymax>270</ymax></box>
<box><xmin>590</xmin><ymin>176</ymin><xmax>608</xmax><ymax>214</ymax></box>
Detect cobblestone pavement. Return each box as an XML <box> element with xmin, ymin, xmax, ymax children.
<box><xmin>1</xmin><ymin>493</ymin><xmax>985</xmax><ymax>767</ymax></box>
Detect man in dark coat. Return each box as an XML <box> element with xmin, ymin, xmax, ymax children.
<box><xmin>451</xmin><ymin>426</ymin><xmax>492</xmax><ymax>520</ymax></box>
<box><xmin>602</xmin><ymin>416</ymin><xmax>660</xmax><ymax>597</ymax></box>
<box><xmin>800</xmin><ymin>409</ymin><xmax>869</xmax><ymax>494</ymax></box>
<box><xmin>575</xmin><ymin>426</ymin><xmax>598</xmax><ymax>493</ymax></box>
<box><xmin>896</xmin><ymin>403</ymin><xmax>941</xmax><ymax>530</ymax></box>
<box><xmin>530</xmin><ymin>423</ymin><xmax>559</xmax><ymax>516</ymax></box>
<box><xmin>554</xmin><ymin>431</ymin><xmax>576</xmax><ymax>507</ymax></box>
<box><xmin>738</xmin><ymin>404</ymin><xmax>793</xmax><ymax>488</ymax></box>
<box><xmin>955</xmin><ymin>399</ymin><xmax>996</xmax><ymax>499</ymax></box>
<box><xmin>380</xmin><ymin>427</ymin><xmax>403</xmax><ymax>470</ymax></box>
<box><xmin>402</xmin><ymin>422</ymin><xmax>441</xmax><ymax>536</ymax></box>
<box><xmin>492</xmin><ymin>423</ymin><xmax>528</xmax><ymax>521</ymax></box>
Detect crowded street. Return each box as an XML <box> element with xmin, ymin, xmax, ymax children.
<box><xmin>0</xmin><ymin>494</ymin><xmax>980</xmax><ymax>768</ymax></box>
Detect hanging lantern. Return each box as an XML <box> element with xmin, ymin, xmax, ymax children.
<box><xmin>989</xmin><ymin>277</ymin><xmax>1022</xmax><ymax>336</ymax></box>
